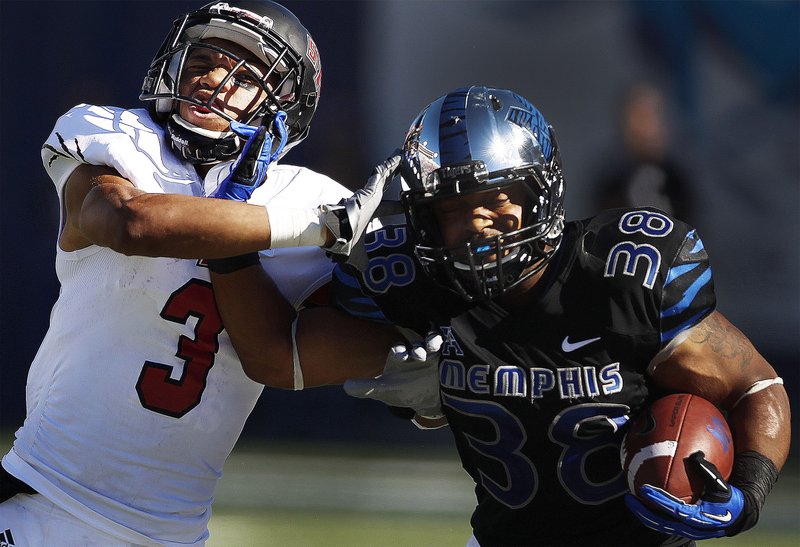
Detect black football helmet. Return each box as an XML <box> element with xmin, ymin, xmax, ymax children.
<box><xmin>400</xmin><ymin>86</ymin><xmax>565</xmax><ymax>301</ymax></box>
<box><xmin>140</xmin><ymin>1</ymin><xmax>322</xmax><ymax>163</ymax></box>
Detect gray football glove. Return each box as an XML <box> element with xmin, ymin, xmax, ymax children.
<box><xmin>321</xmin><ymin>151</ymin><xmax>401</xmax><ymax>270</ymax></box>
<box><xmin>344</xmin><ymin>332</ymin><xmax>443</xmax><ymax>419</ymax></box>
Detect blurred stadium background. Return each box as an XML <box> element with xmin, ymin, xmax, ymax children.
<box><xmin>1</xmin><ymin>1</ymin><xmax>797</xmax><ymax>545</ymax></box>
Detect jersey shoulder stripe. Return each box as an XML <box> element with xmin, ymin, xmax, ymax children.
<box><xmin>660</xmin><ymin>228</ymin><xmax>714</xmax><ymax>343</ymax></box>
<box><xmin>330</xmin><ymin>265</ymin><xmax>389</xmax><ymax>323</ymax></box>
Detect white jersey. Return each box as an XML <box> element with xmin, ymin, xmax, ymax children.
<box><xmin>2</xmin><ymin>104</ymin><xmax>350</xmax><ymax>546</ymax></box>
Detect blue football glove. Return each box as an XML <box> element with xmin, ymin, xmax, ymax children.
<box><xmin>212</xmin><ymin>111</ymin><xmax>288</xmax><ymax>201</ymax></box>
<box><xmin>625</xmin><ymin>451</ymin><xmax>745</xmax><ymax>540</ymax></box>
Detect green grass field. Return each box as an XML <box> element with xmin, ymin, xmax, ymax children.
<box><xmin>206</xmin><ymin>442</ymin><xmax>799</xmax><ymax>546</ymax></box>
<box><xmin>208</xmin><ymin>508</ymin><xmax>471</xmax><ymax>546</ymax></box>
<box><xmin>1</xmin><ymin>433</ymin><xmax>797</xmax><ymax>545</ymax></box>
<box><xmin>207</xmin><ymin>507</ymin><xmax>799</xmax><ymax>547</ymax></box>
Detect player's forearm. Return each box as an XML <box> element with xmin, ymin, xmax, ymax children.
<box><xmin>210</xmin><ymin>266</ymin><xmax>298</xmax><ymax>387</ymax></box>
<box><xmin>727</xmin><ymin>384</ymin><xmax>791</xmax><ymax>471</ymax></box>
<box><xmin>212</xmin><ymin>271</ymin><xmax>393</xmax><ymax>389</ymax></box>
<box><xmin>82</xmin><ymin>184</ymin><xmax>272</xmax><ymax>258</ymax></box>
<box><xmin>294</xmin><ymin>307</ymin><xmax>395</xmax><ymax>387</ymax></box>
<box><xmin>723</xmin><ymin>382</ymin><xmax>789</xmax><ymax>537</ymax></box>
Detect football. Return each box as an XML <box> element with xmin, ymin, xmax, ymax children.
<box><xmin>621</xmin><ymin>393</ymin><xmax>734</xmax><ymax>503</ymax></box>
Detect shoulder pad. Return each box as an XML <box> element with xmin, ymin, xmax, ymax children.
<box><xmin>41</xmin><ymin>104</ymin><xmax>193</xmax><ymax>193</ymax></box>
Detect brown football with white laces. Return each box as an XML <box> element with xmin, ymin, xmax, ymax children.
<box><xmin>621</xmin><ymin>393</ymin><xmax>734</xmax><ymax>503</ymax></box>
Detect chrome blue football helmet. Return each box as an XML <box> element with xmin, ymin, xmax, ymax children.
<box><xmin>400</xmin><ymin>86</ymin><xmax>565</xmax><ymax>301</ymax></box>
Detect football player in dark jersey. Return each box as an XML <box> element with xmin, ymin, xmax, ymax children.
<box><xmin>209</xmin><ymin>86</ymin><xmax>790</xmax><ymax>546</ymax></box>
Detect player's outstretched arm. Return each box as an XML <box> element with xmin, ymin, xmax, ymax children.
<box><xmin>637</xmin><ymin>310</ymin><xmax>791</xmax><ymax>538</ymax></box>
<box><xmin>209</xmin><ymin>263</ymin><xmax>397</xmax><ymax>390</ymax></box>
<box><xmin>70</xmin><ymin>151</ymin><xmax>399</xmax><ymax>261</ymax></box>
<box><xmin>67</xmin><ymin>164</ymin><xmax>272</xmax><ymax>258</ymax></box>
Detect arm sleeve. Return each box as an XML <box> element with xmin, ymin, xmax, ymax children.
<box><xmin>659</xmin><ymin>228</ymin><xmax>716</xmax><ymax>346</ymax></box>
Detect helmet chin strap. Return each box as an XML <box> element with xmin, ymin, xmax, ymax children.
<box><xmin>166</xmin><ymin>110</ymin><xmax>288</xmax><ymax>166</ymax></box>
<box><xmin>172</xmin><ymin>115</ymin><xmax>235</xmax><ymax>140</ymax></box>
<box><xmin>166</xmin><ymin>114</ymin><xmax>242</xmax><ymax>164</ymax></box>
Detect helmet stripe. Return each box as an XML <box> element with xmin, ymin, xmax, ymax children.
<box><xmin>438</xmin><ymin>87</ymin><xmax>472</xmax><ymax>166</ymax></box>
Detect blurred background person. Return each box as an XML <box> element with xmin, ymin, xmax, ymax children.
<box><xmin>591</xmin><ymin>83</ymin><xmax>695</xmax><ymax>222</ymax></box>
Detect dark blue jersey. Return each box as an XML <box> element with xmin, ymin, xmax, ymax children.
<box><xmin>332</xmin><ymin>208</ymin><xmax>714</xmax><ymax>546</ymax></box>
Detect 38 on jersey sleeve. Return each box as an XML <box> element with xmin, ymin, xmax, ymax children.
<box><xmin>585</xmin><ymin>207</ymin><xmax>715</xmax><ymax>348</ymax></box>
<box><xmin>330</xmin><ymin>223</ymin><xmax>469</xmax><ymax>334</ymax></box>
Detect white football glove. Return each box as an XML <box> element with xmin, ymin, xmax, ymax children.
<box><xmin>344</xmin><ymin>332</ymin><xmax>444</xmax><ymax>427</ymax></box>
<box><xmin>320</xmin><ymin>151</ymin><xmax>401</xmax><ymax>270</ymax></box>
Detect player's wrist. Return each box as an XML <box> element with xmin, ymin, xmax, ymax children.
<box><xmin>265</xmin><ymin>205</ymin><xmax>326</xmax><ymax>248</ymax></box>
<box><xmin>725</xmin><ymin>451</ymin><xmax>779</xmax><ymax>536</ymax></box>
<box><xmin>318</xmin><ymin>202</ymin><xmax>351</xmax><ymax>252</ymax></box>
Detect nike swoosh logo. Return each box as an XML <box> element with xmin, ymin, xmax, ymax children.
<box><xmin>701</xmin><ymin>510</ymin><xmax>733</xmax><ymax>523</ymax></box>
<box><xmin>561</xmin><ymin>336</ymin><xmax>601</xmax><ymax>353</ymax></box>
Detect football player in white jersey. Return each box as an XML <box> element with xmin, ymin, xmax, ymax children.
<box><xmin>0</xmin><ymin>1</ymin><xmax>397</xmax><ymax>545</ymax></box>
